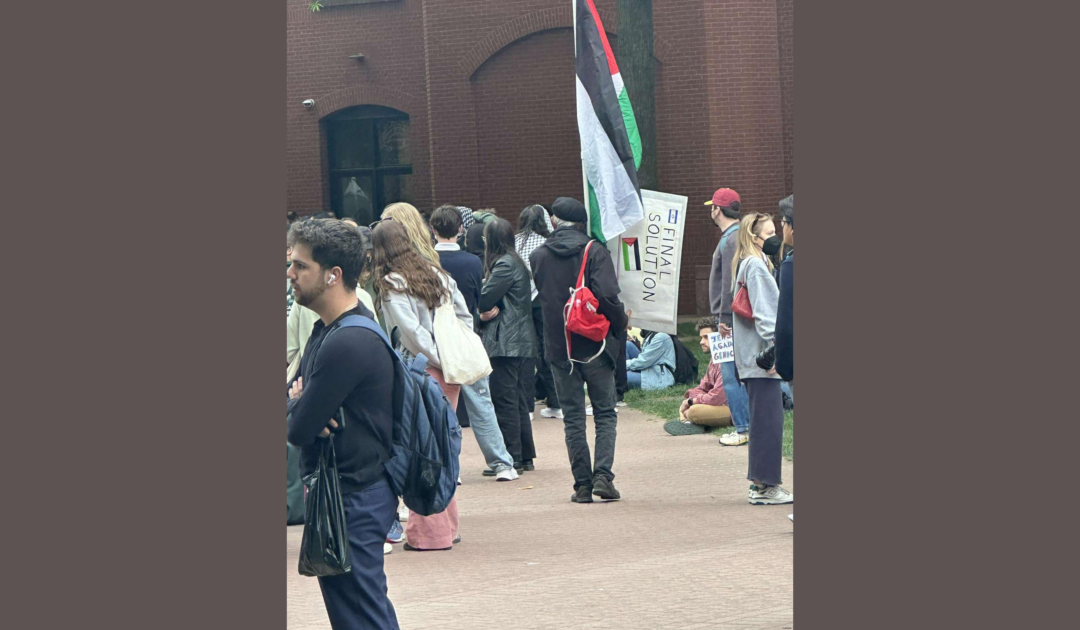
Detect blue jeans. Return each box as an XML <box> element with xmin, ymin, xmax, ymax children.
<box><xmin>627</xmin><ymin>370</ymin><xmax>642</xmax><ymax>389</ymax></box>
<box><xmin>460</xmin><ymin>375</ymin><xmax>515</xmax><ymax>472</ymax></box>
<box><xmin>719</xmin><ymin>360</ymin><xmax>751</xmax><ymax>433</ymax></box>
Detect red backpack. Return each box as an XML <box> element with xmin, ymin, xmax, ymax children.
<box><xmin>563</xmin><ymin>241</ymin><xmax>610</xmax><ymax>368</ymax></box>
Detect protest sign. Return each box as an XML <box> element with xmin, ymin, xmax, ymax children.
<box><xmin>708</xmin><ymin>332</ymin><xmax>734</xmax><ymax>364</ymax></box>
<box><xmin>613</xmin><ymin>189</ymin><xmax>688</xmax><ymax>335</ymax></box>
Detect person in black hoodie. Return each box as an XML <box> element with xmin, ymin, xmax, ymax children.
<box><xmin>530</xmin><ymin>197</ymin><xmax>628</xmax><ymax>504</ymax></box>
<box><xmin>775</xmin><ymin>195</ymin><xmax>794</xmax><ymax>392</ymax></box>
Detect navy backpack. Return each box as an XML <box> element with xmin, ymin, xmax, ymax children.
<box><xmin>331</xmin><ymin>315</ymin><xmax>461</xmax><ymax>516</ymax></box>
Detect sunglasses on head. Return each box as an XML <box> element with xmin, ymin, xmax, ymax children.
<box><xmin>750</xmin><ymin>213</ymin><xmax>772</xmax><ymax>231</ymax></box>
<box><xmin>368</xmin><ymin>217</ymin><xmax>394</xmax><ymax>229</ymax></box>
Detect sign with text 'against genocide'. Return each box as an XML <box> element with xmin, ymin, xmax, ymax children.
<box><xmin>613</xmin><ymin>190</ymin><xmax>688</xmax><ymax>335</ymax></box>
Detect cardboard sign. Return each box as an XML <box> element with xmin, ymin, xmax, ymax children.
<box><xmin>708</xmin><ymin>332</ymin><xmax>734</xmax><ymax>364</ymax></box>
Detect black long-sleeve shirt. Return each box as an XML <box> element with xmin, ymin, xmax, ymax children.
<box><xmin>775</xmin><ymin>255</ymin><xmax>793</xmax><ymax>382</ymax></box>
<box><xmin>286</xmin><ymin>303</ymin><xmax>394</xmax><ymax>494</ymax></box>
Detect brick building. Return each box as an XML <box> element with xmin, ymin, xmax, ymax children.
<box><xmin>287</xmin><ymin>0</ymin><xmax>794</xmax><ymax>314</ymax></box>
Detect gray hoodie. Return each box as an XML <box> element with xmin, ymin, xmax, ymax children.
<box><xmin>732</xmin><ymin>255</ymin><xmax>782</xmax><ymax>380</ymax></box>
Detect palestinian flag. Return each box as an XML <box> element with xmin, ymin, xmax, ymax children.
<box><xmin>621</xmin><ymin>237</ymin><xmax>641</xmax><ymax>272</ymax></box>
<box><xmin>575</xmin><ymin>0</ymin><xmax>644</xmax><ymax>245</ymax></box>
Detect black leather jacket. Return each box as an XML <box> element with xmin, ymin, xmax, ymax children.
<box><xmin>478</xmin><ymin>254</ymin><xmax>537</xmax><ymax>358</ymax></box>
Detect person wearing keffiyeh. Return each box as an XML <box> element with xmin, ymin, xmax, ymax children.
<box><xmin>514</xmin><ymin>204</ymin><xmax>560</xmax><ymax>414</ymax></box>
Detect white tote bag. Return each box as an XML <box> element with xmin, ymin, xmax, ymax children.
<box><xmin>432</xmin><ymin>300</ymin><xmax>492</xmax><ymax>385</ymax></box>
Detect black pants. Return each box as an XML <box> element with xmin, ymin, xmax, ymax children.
<box><xmin>744</xmin><ymin>378</ymin><xmax>785</xmax><ymax>486</ymax></box>
<box><xmin>550</xmin><ymin>354</ymin><xmax>618</xmax><ymax>491</ymax></box>
<box><xmin>317</xmin><ymin>478</ymin><xmax>399</xmax><ymax>630</ymax></box>
<box><xmin>532</xmin><ymin>301</ymin><xmax>560</xmax><ymax>409</ymax></box>
<box><xmin>489</xmin><ymin>356</ymin><xmax>537</xmax><ymax>465</ymax></box>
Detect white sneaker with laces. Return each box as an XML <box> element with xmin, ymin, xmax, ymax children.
<box><xmin>496</xmin><ymin>468</ymin><xmax>519</xmax><ymax>482</ymax></box>
<box><xmin>384</xmin><ymin>542</ymin><xmax>393</xmax><ymax>555</ymax></box>
<box><xmin>398</xmin><ymin>504</ymin><xmax>409</xmax><ymax>522</ymax></box>
<box><xmin>719</xmin><ymin>431</ymin><xmax>749</xmax><ymax>446</ymax></box>
<box><xmin>540</xmin><ymin>408</ymin><xmax>564</xmax><ymax>419</ymax></box>
<box><xmin>749</xmin><ymin>484</ymin><xmax>794</xmax><ymax>505</ymax></box>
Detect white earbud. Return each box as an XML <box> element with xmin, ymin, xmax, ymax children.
<box><xmin>328</xmin><ymin>274</ymin><xmax>336</xmax><ymax>285</ymax></box>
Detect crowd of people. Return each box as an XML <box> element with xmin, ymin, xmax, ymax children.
<box><xmin>286</xmin><ymin>188</ymin><xmax>794</xmax><ymax>629</ymax></box>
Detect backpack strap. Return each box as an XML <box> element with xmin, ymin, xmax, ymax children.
<box><xmin>576</xmin><ymin>241</ymin><xmax>593</xmax><ymax>290</ymax></box>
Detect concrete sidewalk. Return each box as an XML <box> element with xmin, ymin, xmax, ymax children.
<box><xmin>287</xmin><ymin>404</ymin><xmax>794</xmax><ymax>629</ymax></box>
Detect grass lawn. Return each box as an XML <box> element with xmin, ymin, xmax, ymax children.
<box><xmin>621</xmin><ymin>321</ymin><xmax>794</xmax><ymax>460</ymax></box>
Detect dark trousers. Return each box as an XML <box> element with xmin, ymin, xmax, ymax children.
<box><xmin>532</xmin><ymin>301</ymin><xmax>560</xmax><ymax>409</ymax></box>
<box><xmin>550</xmin><ymin>354</ymin><xmax>618</xmax><ymax>491</ymax></box>
<box><xmin>317</xmin><ymin>478</ymin><xmax>399</xmax><ymax>630</ymax></box>
<box><xmin>489</xmin><ymin>356</ymin><xmax>536</xmax><ymax>464</ymax></box>
<box><xmin>744</xmin><ymin>378</ymin><xmax>785</xmax><ymax>487</ymax></box>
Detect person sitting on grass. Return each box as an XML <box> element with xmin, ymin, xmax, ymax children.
<box><xmin>664</xmin><ymin>316</ymin><xmax>732</xmax><ymax>436</ymax></box>
<box><xmin>626</xmin><ymin>328</ymin><xmax>676</xmax><ymax>391</ymax></box>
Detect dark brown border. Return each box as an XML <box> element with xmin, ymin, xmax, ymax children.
<box><xmin>6</xmin><ymin>3</ymin><xmax>285</xmax><ymax>629</ymax></box>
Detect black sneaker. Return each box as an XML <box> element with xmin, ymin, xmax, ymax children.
<box><xmin>514</xmin><ymin>462</ymin><xmax>525</xmax><ymax>473</ymax></box>
<box><xmin>592</xmin><ymin>476</ymin><xmax>621</xmax><ymax>501</ymax></box>
<box><xmin>571</xmin><ymin>487</ymin><xmax>594</xmax><ymax>503</ymax></box>
<box><xmin>482</xmin><ymin>468</ymin><xmax>496</xmax><ymax>477</ymax></box>
<box><xmin>522</xmin><ymin>460</ymin><xmax>535</xmax><ymax>471</ymax></box>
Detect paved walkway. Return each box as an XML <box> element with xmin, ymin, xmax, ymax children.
<box><xmin>288</xmin><ymin>404</ymin><xmax>794</xmax><ymax>629</ymax></box>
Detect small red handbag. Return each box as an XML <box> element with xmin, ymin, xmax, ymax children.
<box><xmin>732</xmin><ymin>260</ymin><xmax>754</xmax><ymax>320</ymax></box>
<box><xmin>732</xmin><ymin>281</ymin><xmax>753</xmax><ymax>319</ymax></box>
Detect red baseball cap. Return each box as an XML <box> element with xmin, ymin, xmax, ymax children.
<box><xmin>704</xmin><ymin>188</ymin><xmax>741</xmax><ymax>208</ymax></box>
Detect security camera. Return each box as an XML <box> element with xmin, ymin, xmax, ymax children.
<box><xmin>302</xmin><ymin>99</ymin><xmax>315</xmax><ymax>109</ymax></box>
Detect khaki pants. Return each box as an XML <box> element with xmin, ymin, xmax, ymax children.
<box><xmin>680</xmin><ymin>404</ymin><xmax>733</xmax><ymax>427</ymax></box>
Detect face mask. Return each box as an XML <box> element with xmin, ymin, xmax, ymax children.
<box><xmin>761</xmin><ymin>235</ymin><xmax>783</xmax><ymax>257</ymax></box>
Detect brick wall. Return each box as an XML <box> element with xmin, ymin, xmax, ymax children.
<box><xmin>286</xmin><ymin>0</ymin><xmax>793</xmax><ymax>313</ymax></box>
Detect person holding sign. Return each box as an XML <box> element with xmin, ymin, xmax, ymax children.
<box><xmin>705</xmin><ymin>188</ymin><xmax>753</xmax><ymax>447</ymax></box>
<box><xmin>664</xmin><ymin>317</ymin><xmax>733</xmax><ymax>435</ymax></box>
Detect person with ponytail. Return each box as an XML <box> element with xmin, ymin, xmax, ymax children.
<box><xmin>730</xmin><ymin>212</ymin><xmax>793</xmax><ymax>506</ymax></box>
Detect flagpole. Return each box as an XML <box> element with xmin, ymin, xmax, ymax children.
<box><xmin>573</xmin><ymin>0</ymin><xmax>591</xmax><ymax>237</ymax></box>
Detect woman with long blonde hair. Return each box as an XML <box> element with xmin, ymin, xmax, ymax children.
<box><xmin>381</xmin><ymin>202</ymin><xmax>440</xmax><ymax>266</ymax></box>
<box><xmin>730</xmin><ymin>212</ymin><xmax>792</xmax><ymax>506</ymax></box>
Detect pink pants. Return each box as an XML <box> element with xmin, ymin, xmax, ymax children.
<box><xmin>404</xmin><ymin>366</ymin><xmax>460</xmax><ymax>549</ymax></box>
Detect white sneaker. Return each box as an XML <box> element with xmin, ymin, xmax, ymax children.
<box><xmin>529</xmin><ymin>412</ymin><xmax>533</xmax><ymax>421</ymax></box>
<box><xmin>495</xmin><ymin>468</ymin><xmax>519</xmax><ymax>482</ymax></box>
<box><xmin>749</xmin><ymin>484</ymin><xmax>794</xmax><ymax>505</ymax></box>
<box><xmin>457</xmin><ymin>476</ymin><xmax>462</xmax><ymax>486</ymax></box>
<box><xmin>384</xmin><ymin>542</ymin><xmax>393</xmax><ymax>555</ymax></box>
<box><xmin>540</xmin><ymin>408</ymin><xmax>564</xmax><ymax>419</ymax></box>
<box><xmin>398</xmin><ymin>504</ymin><xmax>409</xmax><ymax>522</ymax></box>
<box><xmin>788</xmin><ymin>514</ymin><xmax>794</xmax><ymax>523</ymax></box>
<box><xmin>719</xmin><ymin>431</ymin><xmax>749</xmax><ymax>446</ymax></box>
<box><xmin>616</xmin><ymin>400</ymin><xmax>627</xmax><ymax>407</ymax></box>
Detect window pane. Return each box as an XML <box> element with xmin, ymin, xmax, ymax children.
<box><xmin>332</xmin><ymin>174</ymin><xmax>375</xmax><ymax>226</ymax></box>
<box><xmin>376</xmin><ymin>119</ymin><xmax>410</xmax><ymax>166</ymax></box>
<box><xmin>381</xmin><ymin>173</ymin><xmax>411</xmax><ymax>207</ymax></box>
<box><xmin>329</xmin><ymin>120</ymin><xmax>375</xmax><ymax>170</ymax></box>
